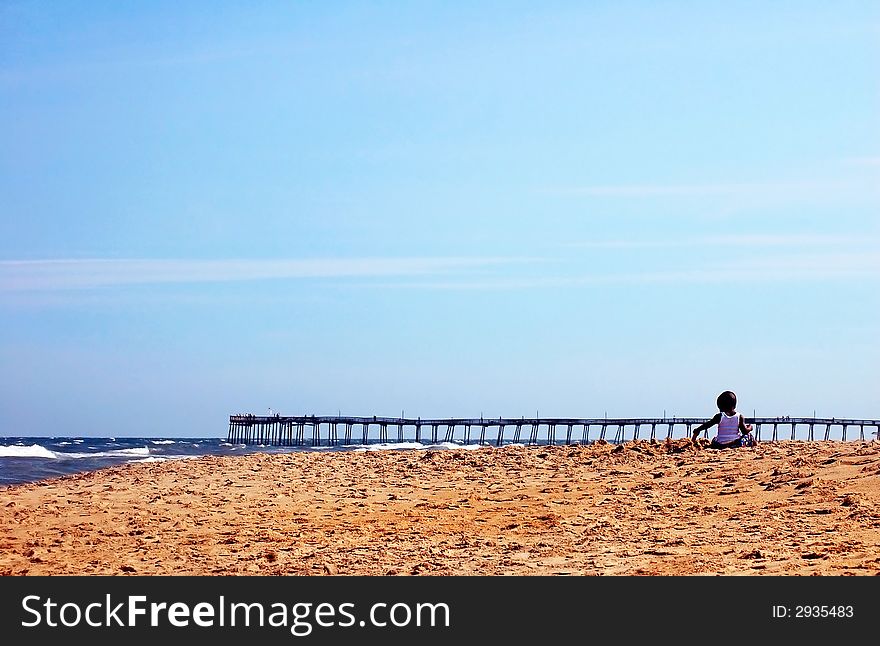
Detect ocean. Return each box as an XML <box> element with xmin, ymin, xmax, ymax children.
<box><xmin>5</xmin><ymin>427</ymin><xmax>871</xmax><ymax>487</ymax></box>
<box><xmin>0</xmin><ymin>437</ymin><xmax>487</xmax><ymax>487</ymax></box>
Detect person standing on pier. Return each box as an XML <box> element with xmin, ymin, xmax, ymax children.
<box><xmin>691</xmin><ymin>391</ymin><xmax>755</xmax><ymax>448</ymax></box>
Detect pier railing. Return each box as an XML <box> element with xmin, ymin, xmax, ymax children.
<box><xmin>227</xmin><ymin>415</ymin><xmax>880</xmax><ymax>447</ymax></box>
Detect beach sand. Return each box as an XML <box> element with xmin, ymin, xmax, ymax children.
<box><xmin>1</xmin><ymin>439</ymin><xmax>878</xmax><ymax>576</ymax></box>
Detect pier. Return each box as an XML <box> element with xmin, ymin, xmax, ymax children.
<box><xmin>227</xmin><ymin>415</ymin><xmax>880</xmax><ymax>447</ymax></box>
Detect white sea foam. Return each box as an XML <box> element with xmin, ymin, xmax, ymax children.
<box><xmin>431</xmin><ymin>441</ymin><xmax>486</xmax><ymax>451</ymax></box>
<box><xmin>352</xmin><ymin>441</ymin><xmax>489</xmax><ymax>452</ymax></box>
<box><xmin>353</xmin><ymin>442</ymin><xmax>423</xmax><ymax>452</ymax></box>
<box><xmin>67</xmin><ymin>447</ymin><xmax>151</xmax><ymax>458</ymax></box>
<box><xmin>150</xmin><ymin>440</ymin><xmax>176</xmax><ymax>445</ymax></box>
<box><xmin>0</xmin><ymin>444</ymin><xmax>58</xmax><ymax>459</ymax></box>
<box><xmin>111</xmin><ymin>447</ymin><xmax>150</xmax><ymax>456</ymax></box>
<box><xmin>0</xmin><ymin>445</ymin><xmax>150</xmax><ymax>460</ymax></box>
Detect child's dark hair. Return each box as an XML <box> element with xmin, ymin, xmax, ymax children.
<box><xmin>716</xmin><ymin>390</ymin><xmax>737</xmax><ymax>412</ymax></box>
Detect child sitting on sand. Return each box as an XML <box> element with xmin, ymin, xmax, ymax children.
<box><xmin>691</xmin><ymin>390</ymin><xmax>756</xmax><ymax>448</ymax></box>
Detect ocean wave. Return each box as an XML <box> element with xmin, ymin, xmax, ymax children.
<box><xmin>353</xmin><ymin>441</ymin><xmax>460</xmax><ymax>452</ymax></box>
<box><xmin>0</xmin><ymin>445</ymin><xmax>151</xmax><ymax>460</ymax></box>
<box><xmin>0</xmin><ymin>444</ymin><xmax>58</xmax><ymax>459</ymax></box>
<box><xmin>352</xmin><ymin>442</ymin><xmax>422</xmax><ymax>452</ymax></box>
<box><xmin>83</xmin><ymin>447</ymin><xmax>151</xmax><ymax>458</ymax></box>
<box><xmin>350</xmin><ymin>441</ymin><xmax>490</xmax><ymax>452</ymax></box>
<box><xmin>150</xmin><ymin>440</ymin><xmax>176</xmax><ymax>445</ymax></box>
<box><xmin>430</xmin><ymin>441</ymin><xmax>487</xmax><ymax>451</ymax></box>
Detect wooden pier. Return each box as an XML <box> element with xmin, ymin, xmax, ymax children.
<box><xmin>227</xmin><ymin>414</ymin><xmax>880</xmax><ymax>447</ymax></box>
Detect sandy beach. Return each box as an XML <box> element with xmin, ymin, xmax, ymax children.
<box><xmin>1</xmin><ymin>439</ymin><xmax>878</xmax><ymax>576</ymax></box>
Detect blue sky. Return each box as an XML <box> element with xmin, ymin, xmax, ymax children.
<box><xmin>1</xmin><ymin>1</ymin><xmax>878</xmax><ymax>437</ymax></box>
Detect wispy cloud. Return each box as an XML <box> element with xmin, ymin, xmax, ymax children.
<box><xmin>3</xmin><ymin>250</ymin><xmax>876</xmax><ymax>296</ymax></box>
<box><xmin>541</xmin><ymin>177</ymin><xmax>877</xmax><ymax>202</ymax></box>
<box><xmin>546</xmin><ymin>183</ymin><xmax>755</xmax><ymax>197</ymax></box>
<box><xmin>0</xmin><ymin>257</ymin><xmax>531</xmax><ymax>291</ymax></box>
<box><xmin>0</xmin><ymin>40</ymin><xmax>293</xmax><ymax>85</ymax></box>
<box><xmin>368</xmin><ymin>251</ymin><xmax>880</xmax><ymax>290</ymax></box>
<box><xmin>563</xmin><ymin>234</ymin><xmax>874</xmax><ymax>249</ymax></box>
<box><xmin>843</xmin><ymin>156</ymin><xmax>880</xmax><ymax>167</ymax></box>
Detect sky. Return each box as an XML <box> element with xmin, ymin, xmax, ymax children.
<box><xmin>1</xmin><ymin>1</ymin><xmax>878</xmax><ymax>437</ymax></box>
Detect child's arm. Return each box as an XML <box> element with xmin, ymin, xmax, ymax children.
<box><xmin>739</xmin><ymin>414</ymin><xmax>753</xmax><ymax>434</ymax></box>
<box><xmin>691</xmin><ymin>413</ymin><xmax>721</xmax><ymax>440</ymax></box>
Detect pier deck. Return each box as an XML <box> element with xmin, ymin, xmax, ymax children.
<box><xmin>227</xmin><ymin>414</ymin><xmax>880</xmax><ymax>446</ymax></box>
